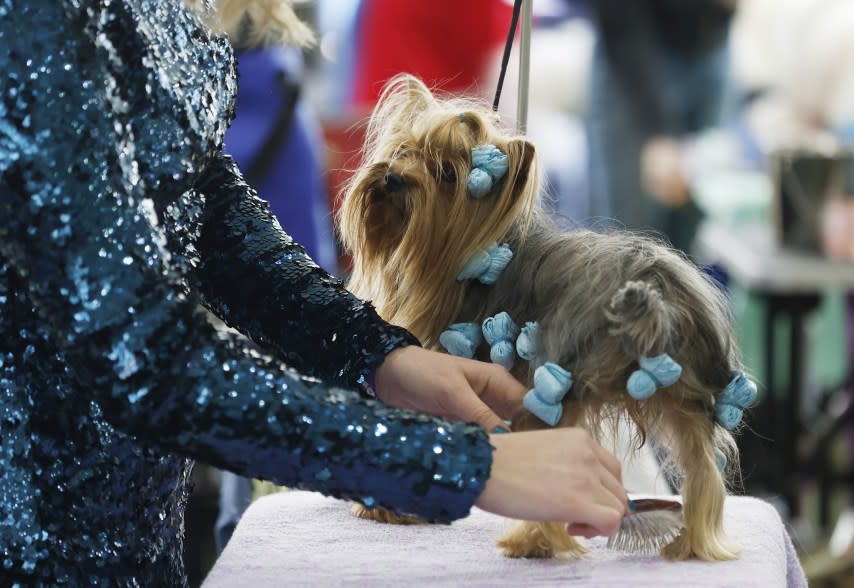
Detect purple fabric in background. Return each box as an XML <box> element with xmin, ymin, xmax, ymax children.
<box><xmin>226</xmin><ymin>47</ymin><xmax>338</xmax><ymax>273</ymax></box>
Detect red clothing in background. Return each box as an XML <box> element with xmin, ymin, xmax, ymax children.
<box><xmin>351</xmin><ymin>0</ymin><xmax>512</xmax><ymax>108</ymax></box>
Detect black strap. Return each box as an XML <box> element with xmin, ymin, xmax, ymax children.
<box><xmin>244</xmin><ymin>72</ymin><xmax>301</xmax><ymax>188</ymax></box>
<box><xmin>492</xmin><ymin>0</ymin><xmax>524</xmax><ymax>112</ymax></box>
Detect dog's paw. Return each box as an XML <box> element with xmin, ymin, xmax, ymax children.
<box><xmin>660</xmin><ymin>529</ymin><xmax>740</xmax><ymax>561</ymax></box>
<box><xmin>350</xmin><ymin>502</ymin><xmax>426</xmax><ymax>525</ymax></box>
<box><xmin>497</xmin><ymin>539</ymin><xmax>556</xmax><ymax>559</ymax></box>
<box><xmin>497</xmin><ymin>521</ymin><xmax>587</xmax><ymax>559</ymax></box>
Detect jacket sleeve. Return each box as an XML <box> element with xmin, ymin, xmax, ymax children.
<box><xmin>0</xmin><ymin>3</ymin><xmax>492</xmax><ymax>523</ymax></box>
<box><xmin>189</xmin><ymin>152</ymin><xmax>419</xmax><ymax>390</ymax></box>
<box><xmin>0</xmin><ymin>156</ymin><xmax>493</xmax><ymax>524</ymax></box>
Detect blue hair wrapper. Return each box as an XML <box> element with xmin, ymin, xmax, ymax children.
<box><xmin>482</xmin><ymin>312</ymin><xmax>519</xmax><ymax>370</ymax></box>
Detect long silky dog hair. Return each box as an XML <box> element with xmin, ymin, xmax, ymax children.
<box><xmin>338</xmin><ymin>74</ymin><xmax>748</xmax><ymax>561</ymax></box>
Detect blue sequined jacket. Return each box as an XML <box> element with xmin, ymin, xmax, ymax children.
<box><xmin>0</xmin><ymin>1</ymin><xmax>493</xmax><ymax>585</ymax></box>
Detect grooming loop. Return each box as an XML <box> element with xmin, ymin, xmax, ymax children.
<box><xmin>626</xmin><ymin>354</ymin><xmax>682</xmax><ymax>400</ymax></box>
<box><xmin>482</xmin><ymin>312</ymin><xmax>520</xmax><ymax>370</ymax></box>
<box><xmin>456</xmin><ymin>242</ymin><xmax>513</xmax><ymax>284</ymax></box>
<box><xmin>522</xmin><ymin>362</ymin><xmax>573</xmax><ymax>426</ymax></box>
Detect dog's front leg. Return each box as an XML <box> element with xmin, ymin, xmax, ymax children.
<box><xmin>350</xmin><ymin>502</ymin><xmax>427</xmax><ymax>525</ymax></box>
<box><xmin>497</xmin><ymin>520</ymin><xmax>587</xmax><ymax>559</ymax></box>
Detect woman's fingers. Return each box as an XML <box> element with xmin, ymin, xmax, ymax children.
<box><xmin>373</xmin><ymin>346</ymin><xmax>524</xmax><ymax>425</ymax></box>
<box><xmin>443</xmin><ymin>381</ymin><xmax>510</xmax><ymax>433</ymax></box>
<box><xmin>475</xmin><ymin>428</ymin><xmax>627</xmax><ymax>537</ymax></box>
<box><xmin>372</xmin><ymin>350</ymin><xmax>629</xmax><ymax>535</ymax></box>
<box><xmin>567</xmin><ymin>522</ymin><xmax>599</xmax><ymax>538</ymax></box>
<box><xmin>591</xmin><ymin>438</ymin><xmax>624</xmax><ymax>484</ymax></box>
<box><xmin>597</xmin><ymin>462</ymin><xmax>629</xmax><ymax>514</ymax></box>
<box><xmin>566</xmin><ymin>502</ymin><xmax>623</xmax><ymax>537</ymax></box>
<box><xmin>461</xmin><ymin>358</ymin><xmax>526</xmax><ymax>420</ymax></box>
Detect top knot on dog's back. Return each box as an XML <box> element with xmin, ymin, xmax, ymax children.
<box><xmin>605</xmin><ymin>280</ymin><xmax>675</xmax><ymax>357</ymax></box>
<box><xmin>609</xmin><ymin>281</ymin><xmax>661</xmax><ymax>320</ymax></box>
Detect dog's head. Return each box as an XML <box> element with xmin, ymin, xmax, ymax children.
<box><xmin>338</xmin><ymin>75</ymin><xmax>539</xmax><ymax>342</ymax></box>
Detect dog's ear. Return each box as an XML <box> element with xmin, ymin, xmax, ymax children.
<box><xmin>402</xmin><ymin>75</ymin><xmax>436</xmax><ymax>110</ymax></box>
<box><xmin>376</xmin><ymin>73</ymin><xmax>436</xmax><ymax>113</ymax></box>
<box><xmin>507</xmin><ymin>139</ymin><xmax>537</xmax><ymax>190</ymax></box>
<box><xmin>369</xmin><ymin>74</ymin><xmax>436</xmax><ymax>141</ymax></box>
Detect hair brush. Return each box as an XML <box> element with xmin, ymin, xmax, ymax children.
<box><xmin>607</xmin><ymin>498</ymin><xmax>684</xmax><ymax>554</ymax></box>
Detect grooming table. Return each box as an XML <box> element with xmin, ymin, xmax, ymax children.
<box><xmin>202</xmin><ymin>491</ymin><xmax>807</xmax><ymax>587</ymax></box>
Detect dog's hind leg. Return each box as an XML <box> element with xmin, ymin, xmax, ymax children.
<box><xmin>660</xmin><ymin>413</ymin><xmax>739</xmax><ymax>561</ymax></box>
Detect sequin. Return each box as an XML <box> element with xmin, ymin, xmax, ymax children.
<box><xmin>0</xmin><ymin>1</ymin><xmax>493</xmax><ymax>585</ymax></box>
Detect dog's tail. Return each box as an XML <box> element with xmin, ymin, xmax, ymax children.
<box><xmin>604</xmin><ymin>280</ymin><xmax>675</xmax><ymax>358</ymax></box>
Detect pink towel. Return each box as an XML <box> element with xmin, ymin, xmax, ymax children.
<box><xmin>203</xmin><ymin>492</ymin><xmax>807</xmax><ymax>587</ymax></box>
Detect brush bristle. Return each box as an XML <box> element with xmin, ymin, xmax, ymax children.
<box><xmin>607</xmin><ymin>509</ymin><xmax>685</xmax><ymax>555</ymax></box>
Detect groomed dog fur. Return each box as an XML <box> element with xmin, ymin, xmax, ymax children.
<box><xmin>338</xmin><ymin>74</ymin><xmax>748</xmax><ymax>562</ymax></box>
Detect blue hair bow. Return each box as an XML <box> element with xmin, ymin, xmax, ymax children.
<box><xmin>456</xmin><ymin>242</ymin><xmax>513</xmax><ymax>284</ymax></box>
<box><xmin>626</xmin><ymin>354</ymin><xmax>682</xmax><ymax>400</ymax></box>
<box><xmin>438</xmin><ymin>322</ymin><xmax>482</xmax><ymax>359</ymax></box>
<box><xmin>515</xmin><ymin>321</ymin><xmax>541</xmax><ymax>363</ymax></box>
<box><xmin>715</xmin><ymin>372</ymin><xmax>757</xmax><ymax>429</ymax></box>
<box><xmin>482</xmin><ymin>312</ymin><xmax>519</xmax><ymax>370</ymax></box>
<box><xmin>523</xmin><ymin>362</ymin><xmax>573</xmax><ymax>426</ymax></box>
<box><xmin>467</xmin><ymin>144</ymin><xmax>509</xmax><ymax>198</ymax></box>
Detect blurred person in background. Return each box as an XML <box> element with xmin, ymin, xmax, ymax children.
<box><xmin>729</xmin><ymin>0</ymin><xmax>854</xmax><ymax>158</ymax></box>
<box><xmin>694</xmin><ymin>0</ymin><xmax>854</xmax><ymax>258</ymax></box>
<box><xmin>226</xmin><ymin>46</ymin><xmax>337</xmax><ymax>274</ymax></box>
<box><xmin>584</xmin><ymin>0</ymin><xmax>737</xmax><ymax>252</ymax></box>
<box><xmin>478</xmin><ymin>0</ymin><xmax>596</xmax><ymax>224</ymax></box>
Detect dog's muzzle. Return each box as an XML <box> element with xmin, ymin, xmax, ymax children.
<box><xmin>383</xmin><ymin>172</ymin><xmax>406</xmax><ymax>193</ymax></box>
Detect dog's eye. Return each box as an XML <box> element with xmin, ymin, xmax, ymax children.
<box><xmin>440</xmin><ymin>162</ymin><xmax>457</xmax><ymax>184</ymax></box>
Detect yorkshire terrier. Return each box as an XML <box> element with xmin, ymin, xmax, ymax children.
<box><xmin>338</xmin><ymin>75</ymin><xmax>755</xmax><ymax>562</ymax></box>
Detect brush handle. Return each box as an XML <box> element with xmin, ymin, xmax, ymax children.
<box><xmin>628</xmin><ymin>498</ymin><xmax>682</xmax><ymax>513</ymax></box>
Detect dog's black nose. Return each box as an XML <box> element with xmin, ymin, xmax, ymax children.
<box><xmin>383</xmin><ymin>172</ymin><xmax>406</xmax><ymax>193</ymax></box>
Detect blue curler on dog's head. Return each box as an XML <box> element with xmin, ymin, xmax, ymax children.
<box><xmin>467</xmin><ymin>144</ymin><xmax>508</xmax><ymax>198</ymax></box>
<box><xmin>482</xmin><ymin>312</ymin><xmax>519</xmax><ymax>370</ymax></box>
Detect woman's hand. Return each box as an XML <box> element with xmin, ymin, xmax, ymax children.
<box><xmin>477</xmin><ymin>428</ymin><xmax>628</xmax><ymax>537</ymax></box>
<box><xmin>373</xmin><ymin>346</ymin><xmax>525</xmax><ymax>433</ymax></box>
<box><xmin>641</xmin><ymin>136</ymin><xmax>691</xmax><ymax>209</ymax></box>
<box><xmin>374</xmin><ymin>348</ymin><xmax>626</xmax><ymax>535</ymax></box>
